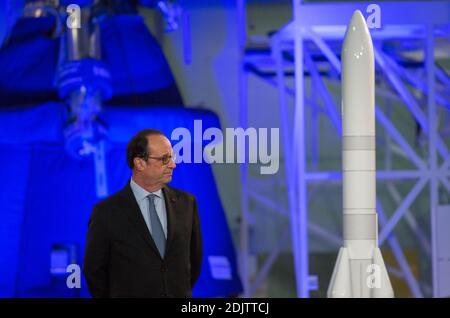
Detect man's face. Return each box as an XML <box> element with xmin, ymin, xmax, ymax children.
<box><xmin>135</xmin><ymin>135</ymin><xmax>176</xmax><ymax>187</ymax></box>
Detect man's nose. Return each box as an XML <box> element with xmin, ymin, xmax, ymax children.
<box><xmin>168</xmin><ymin>158</ymin><xmax>176</xmax><ymax>169</ymax></box>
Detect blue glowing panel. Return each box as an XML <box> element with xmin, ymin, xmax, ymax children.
<box><xmin>0</xmin><ymin>15</ymin><xmax>182</xmax><ymax>107</ymax></box>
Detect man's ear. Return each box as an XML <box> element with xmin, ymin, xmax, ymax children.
<box><xmin>134</xmin><ymin>157</ymin><xmax>144</xmax><ymax>171</ymax></box>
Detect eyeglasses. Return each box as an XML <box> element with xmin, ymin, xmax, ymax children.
<box><xmin>147</xmin><ymin>154</ymin><xmax>176</xmax><ymax>165</ymax></box>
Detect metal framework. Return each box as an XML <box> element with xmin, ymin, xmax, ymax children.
<box><xmin>237</xmin><ymin>1</ymin><xmax>450</xmax><ymax>298</ymax></box>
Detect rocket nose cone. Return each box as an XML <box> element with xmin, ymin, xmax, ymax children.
<box><xmin>341</xmin><ymin>10</ymin><xmax>375</xmax><ymax>137</ymax></box>
<box><xmin>342</xmin><ymin>10</ymin><xmax>373</xmax><ymax>62</ymax></box>
<box><xmin>349</xmin><ymin>10</ymin><xmax>367</xmax><ymax>33</ymax></box>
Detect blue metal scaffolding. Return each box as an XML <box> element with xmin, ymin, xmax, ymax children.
<box><xmin>237</xmin><ymin>0</ymin><xmax>450</xmax><ymax>298</ymax></box>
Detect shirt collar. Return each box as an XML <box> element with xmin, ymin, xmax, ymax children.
<box><xmin>130</xmin><ymin>178</ymin><xmax>163</xmax><ymax>203</ymax></box>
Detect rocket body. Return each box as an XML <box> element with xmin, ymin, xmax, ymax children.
<box><xmin>327</xmin><ymin>10</ymin><xmax>394</xmax><ymax>298</ymax></box>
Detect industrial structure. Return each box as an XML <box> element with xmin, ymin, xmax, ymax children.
<box><xmin>237</xmin><ymin>1</ymin><xmax>450</xmax><ymax>298</ymax></box>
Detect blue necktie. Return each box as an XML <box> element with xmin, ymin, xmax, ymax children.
<box><xmin>147</xmin><ymin>194</ymin><xmax>166</xmax><ymax>257</ymax></box>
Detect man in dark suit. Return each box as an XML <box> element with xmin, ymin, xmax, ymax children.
<box><xmin>83</xmin><ymin>129</ymin><xmax>203</xmax><ymax>298</ymax></box>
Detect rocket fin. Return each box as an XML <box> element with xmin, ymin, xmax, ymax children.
<box><xmin>370</xmin><ymin>248</ymin><xmax>394</xmax><ymax>298</ymax></box>
<box><xmin>327</xmin><ymin>247</ymin><xmax>352</xmax><ymax>298</ymax></box>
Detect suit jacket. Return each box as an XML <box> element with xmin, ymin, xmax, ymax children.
<box><xmin>83</xmin><ymin>183</ymin><xmax>203</xmax><ymax>298</ymax></box>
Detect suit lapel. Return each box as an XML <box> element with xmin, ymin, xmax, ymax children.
<box><xmin>162</xmin><ymin>186</ymin><xmax>177</xmax><ymax>256</ymax></box>
<box><xmin>119</xmin><ymin>183</ymin><xmax>160</xmax><ymax>257</ymax></box>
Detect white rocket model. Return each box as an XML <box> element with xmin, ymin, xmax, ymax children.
<box><xmin>327</xmin><ymin>10</ymin><xmax>394</xmax><ymax>298</ymax></box>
